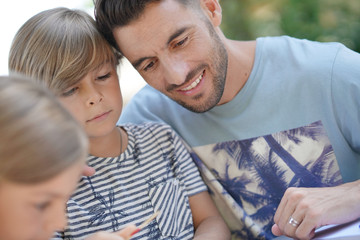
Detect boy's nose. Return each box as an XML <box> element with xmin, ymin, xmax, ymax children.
<box><xmin>86</xmin><ymin>85</ymin><xmax>103</xmax><ymax>106</ymax></box>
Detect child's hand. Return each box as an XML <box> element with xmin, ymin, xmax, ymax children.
<box><xmin>82</xmin><ymin>165</ymin><xmax>96</xmax><ymax>177</ymax></box>
<box><xmin>84</xmin><ymin>224</ymin><xmax>137</xmax><ymax>240</ymax></box>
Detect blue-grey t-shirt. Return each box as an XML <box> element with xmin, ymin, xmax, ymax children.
<box><xmin>120</xmin><ymin>36</ymin><xmax>360</xmax><ymax>239</ymax></box>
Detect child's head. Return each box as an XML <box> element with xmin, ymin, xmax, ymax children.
<box><xmin>9</xmin><ymin>7</ymin><xmax>123</xmax><ymax>140</ymax></box>
<box><xmin>9</xmin><ymin>7</ymin><xmax>120</xmax><ymax>95</ymax></box>
<box><xmin>0</xmin><ymin>75</ymin><xmax>88</xmax><ymax>240</ymax></box>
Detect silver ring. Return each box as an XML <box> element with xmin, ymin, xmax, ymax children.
<box><xmin>288</xmin><ymin>216</ymin><xmax>300</xmax><ymax>227</ymax></box>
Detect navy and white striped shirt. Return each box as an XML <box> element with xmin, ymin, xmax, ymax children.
<box><xmin>53</xmin><ymin>122</ymin><xmax>207</xmax><ymax>240</ymax></box>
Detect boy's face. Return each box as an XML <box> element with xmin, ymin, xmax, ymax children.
<box><xmin>113</xmin><ymin>0</ymin><xmax>228</xmax><ymax>113</ymax></box>
<box><xmin>0</xmin><ymin>161</ymin><xmax>84</xmax><ymax>240</ymax></box>
<box><xmin>58</xmin><ymin>62</ymin><xmax>122</xmax><ymax>138</ymax></box>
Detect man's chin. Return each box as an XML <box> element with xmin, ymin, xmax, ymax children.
<box><xmin>178</xmin><ymin>100</ymin><xmax>217</xmax><ymax>113</ymax></box>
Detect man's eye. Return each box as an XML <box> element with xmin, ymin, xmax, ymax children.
<box><xmin>175</xmin><ymin>37</ymin><xmax>188</xmax><ymax>47</ymax></box>
<box><xmin>144</xmin><ymin>61</ymin><xmax>155</xmax><ymax>71</ymax></box>
<box><xmin>97</xmin><ymin>72</ymin><xmax>111</xmax><ymax>80</ymax></box>
<box><xmin>61</xmin><ymin>87</ymin><xmax>78</xmax><ymax>97</ymax></box>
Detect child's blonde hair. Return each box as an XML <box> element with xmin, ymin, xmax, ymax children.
<box><xmin>9</xmin><ymin>7</ymin><xmax>120</xmax><ymax>95</ymax></box>
<box><xmin>0</xmin><ymin>75</ymin><xmax>88</xmax><ymax>183</ymax></box>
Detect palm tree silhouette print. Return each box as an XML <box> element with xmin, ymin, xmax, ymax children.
<box><xmin>211</xmin><ymin>121</ymin><xmax>342</xmax><ymax>238</ymax></box>
<box><xmin>86</xmin><ymin>176</ymin><xmax>128</xmax><ymax>231</ymax></box>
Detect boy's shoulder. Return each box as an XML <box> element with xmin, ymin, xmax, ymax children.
<box><xmin>121</xmin><ymin>122</ymin><xmax>174</xmax><ymax>135</ymax></box>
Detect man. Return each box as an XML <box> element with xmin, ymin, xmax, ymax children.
<box><xmin>95</xmin><ymin>0</ymin><xmax>360</xmax><ymax>239</ymax></box>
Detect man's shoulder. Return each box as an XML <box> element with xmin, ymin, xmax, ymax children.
<box><xmin>257</xmin><ymin>35</ymin><xmax>343</xmax><ymax>54</ymax></box>
<box><xmin>254</xmin><ymin>35</ymin><xmax>345</xmax><ymax>74</ymax></box>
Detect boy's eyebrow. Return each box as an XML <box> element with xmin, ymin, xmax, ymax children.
<box><xmin>32</xmin><ymin>191</ymin><xmax>66</xmax><ymax>198</ymax></box>
<box><xmin>132</xmin><ymin>27</ymin><xmax>189</xmax><ymax>69</ymax></box>
<box><xmin>93</xmin><ymin>60</ymin><xmax>111</xmax><ymax>70</ymax></box>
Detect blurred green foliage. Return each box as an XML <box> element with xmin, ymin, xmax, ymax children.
<box><xmin>220</xmin><ymin>0</ymin><xmax>360</xmax><ymax>52</ymax></box>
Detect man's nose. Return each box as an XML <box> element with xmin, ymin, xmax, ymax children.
<box><xmin>162</xmin><ymin>56</ymin><xmax>189</xmax><ymax>86</ymax></box>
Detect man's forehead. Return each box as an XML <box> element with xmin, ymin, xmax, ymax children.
<box><xmin>115</xmin><ymin>24</ymin><xmax>191</xmax><ymax>61</ymax></box>
<box><xmin>114</xmin><ymin>25</ymin><xmax>167</xmax><ymax>59</ymax></box>
<box><xmin>113</xmin><ymin>3</ymin><xmax>197</xmax><ymax>54</ymax></box>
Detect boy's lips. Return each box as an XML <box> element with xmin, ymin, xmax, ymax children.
<box><xmin>87</xmin><ymin>110</ymin><xmax>112</xmax><ymax>122</ymax></box>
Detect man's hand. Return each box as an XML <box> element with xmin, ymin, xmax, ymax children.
<box><xmin>272</xmin><ymin>180</ymin><xmax>360</xmax><ymax>240</ymax></box>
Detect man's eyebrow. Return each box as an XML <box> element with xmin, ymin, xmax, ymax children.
<box><xmin>167</xmin><ymin>27</ymin><xmax>188</xmax><ymax>45</ymax></box>
<box><xmin>132</xmin><ymin>27</ymin><xmax>189</xmax><ymax>69</ymax></box>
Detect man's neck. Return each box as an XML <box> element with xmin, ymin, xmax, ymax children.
<box><xmin>218</xmin><ymin>39</ymin><xmax>257</xmax><ymax>105</ymax></box>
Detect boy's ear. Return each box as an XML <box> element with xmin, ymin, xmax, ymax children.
<box><xmin>200</xmin><ymin>0</ymin><xmax>222</xmax><ymax>27</ymax></box>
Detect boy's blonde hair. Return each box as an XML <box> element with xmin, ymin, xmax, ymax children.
<box><xmin>0</xmin><ymin>75</ymin><xmax>88</xmax><ymax>183</ymax></box>
<box><xmin>9</xmin><ymin>7</ymin><xmax>120</xmax><ymax>95</ymax></box>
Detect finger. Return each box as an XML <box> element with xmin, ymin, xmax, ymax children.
<box><xmin>271</xmin><ymin>224</ymin><xmax>283</xmax><ymax>236</ymax></box>
<box><xmin>282</xmin><ymin>206</ymin><xmax>308</xmax><ymax>238</ymax></box>
<box><xmin>85</xmin><ymin>232</ymin><xmax>125</xmax><ymax>240</ymax></box>
<box><xmin>114</xmin><ymin>224</ymin><xmax>137</xmax><ymax>240</ymax></box>
<box><xmin>278</xmin><ymin>201</ymin><xmax>297</xmax><ymax>232</ymax></box>
<box><xmin>82</xmin><ymin>164</ymin><xmax>96</xmax><ymax>176</ymax></box>
<box><xmin>295</xmin><ymin>214</ymin><xmax>317</xmax><ymax>240</ymax></box>
<box><xmin>277</xmin><ymin>188</ymin><xmax>306</xmax><ymax>233</ymax></box>
<box><xmin>274</xmin><ymin>187</ymin><xmax>297</xmax><ymax>224</ymax></box>
<box><xmin>274</xmin><ymin>191</ymin><xmax>288</xmax><ymax>224</ymax></box>
<box><xmin>98</xmin><ymin>235</ymin><xmax>125</xmax><ymax>240</ymax></box>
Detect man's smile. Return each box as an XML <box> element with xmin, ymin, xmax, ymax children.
<box><xmin>180</xmin><ymin>71</ymin><xmax>204</xmax><ymax>92</ymax></box>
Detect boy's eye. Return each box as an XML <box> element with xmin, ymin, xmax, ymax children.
<box><xmin>97</xmin><ymin>72</ymin><xmax>111</xmax><ymax>80</ymax></box>
<box><xmin>61</xmin><ymin>87</ymin><xmax>78</xmax><ymax>97</ymax></box>
<box><xmin>35</xmin><ymin>202</ymin><xmax>51</xmax><ymax>211</ymax></box>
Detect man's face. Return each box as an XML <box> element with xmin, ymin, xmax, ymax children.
<box><xmin>114</xmin><ymin>0</ymin><xmax>228</xmax><ymax>113</ymax></box>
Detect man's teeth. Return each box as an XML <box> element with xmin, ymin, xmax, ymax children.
<box><xmin>181</xmin><ymin>73</ymin><xmax>203</xmax><ymax>91</ymax></box>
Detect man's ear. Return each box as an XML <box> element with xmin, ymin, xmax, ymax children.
<box><xmin>200</xmin><ymin>0</ymin><xmax>222</xmax><ymax>27</ymax></box>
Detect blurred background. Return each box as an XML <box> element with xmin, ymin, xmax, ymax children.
<box><xmin>220</xmin><ymin>0</ymin><xmax>360</xmax><ymax>52</ymax></box>
<box><xmin>1</xmin><ymin>0</ymin><xmax>359</xmax><ymax>104</ymax></box>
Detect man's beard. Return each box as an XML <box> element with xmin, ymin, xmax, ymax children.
<box><xmin>178</xmin><ymin>23</ymin><xmax>228</xmax><ymax>113</ymax></box>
